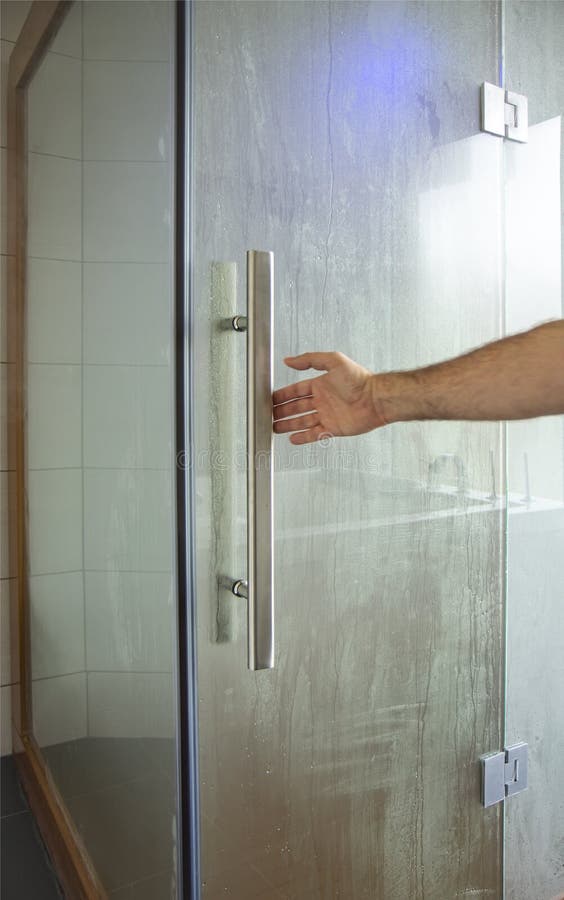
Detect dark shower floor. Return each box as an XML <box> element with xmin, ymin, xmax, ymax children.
<box><xmin>41</xmin><ymin>737</ymin><xmax>177</xmax><ymax>898</ymax></box>
<box><xmin>0</xmin><ymin>754</ymin><xmax>63</xmax><ymax>900</ymax></box>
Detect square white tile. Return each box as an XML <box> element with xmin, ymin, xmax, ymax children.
<box><xmin>0</xmin><ymin>683</ymin><xmax>12</xmax><ymax>755</ymax></box>
<box><xmin>27</xmin><ymin>469</ymin><xmax>83</xmax><ymax>575</ymax></box>
<box><xmin>0</xmin><ymin>471</ymin><xmax>15</xmax><ymax>579</ymax></box>
<box><xmin>32</xmin><ymin>672</ymin><xmax>87</xmax><ymax>747</ymax></box>
<box><xmin>87</xmin><ymin>671</ymin><xmax>175</xmax><ymax>739</ymax></box>
<box><xmin>50</xmin><ymin>1</ymin><xmax>82</xmax><ymax>59</ymax></box>
<box><xmin>28</xmin><ymin>51</ymin><xmax>81</xmax><ymax>159</ymax></box>
<box><xmin>28</xmin><ymin>154</ymin><xmax>81</xmax><ymax>261</ymax></box>
<box><xmin>0</xmin><ymin>578</ymin><xmax>12</xmax><ymax>686</ymax></box>
<box><xmin>27</xmin><ymin>364</ymin><xmax>81</xmax><ymax>469</ymax></box>
<box><xmin>28</xmin><ymin>259</ymin><xmax>82</xmax><ymax>364</ymax></box>
<box><xmin>84</xmin><ymin>365</ymin><xmax>171</xmax><ymax>470</ymax></box>
<box><xmin>83</xmin><ymin>1</ymin><xmax>171</xmax><ymax>62</ymax></box>
<box><xmin>84</xmin><ymin>468</ymin><xmax>173</xmax><ymax>572</ymax></box>
<box><xmin>84</xmin><ymin>60</ymin><xmax>170</xmax><ymax>162</ymax></box>
<box><xmin>1</xmin><ymin>40</ymin><xmax>13</xmax><ymax>150</ymax></box>
<box><xmin>85</xmin><ymin>571</ymin><xmax>174</xmax><ymax>672</ymax></box>
<box><xmin>83</xmin><ymin>262</ymin><xmax>170</xmax><ymax>365</ymax></box>
<box><xmin>30</xmin><ymin>572</ymin><xmax>85</xmax><ymax>680</ymax></box>
<box><xmin>83</xmin><ymin>161</ymin><xmax>170</xmax><ymax>263</ymax></box>
<box><xmin>0</xmin><ymin>1</ymin><xmax>32</xmax><ymax>43</ymax></box>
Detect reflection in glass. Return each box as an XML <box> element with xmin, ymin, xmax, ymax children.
<box><xmin>25</xmin><ymin>3</ymin><xmax>179</xmax><ymax>897</ymax></box>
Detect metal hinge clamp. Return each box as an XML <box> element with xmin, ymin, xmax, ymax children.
<box><xmin>480</xmin><ymin>742</ymin><xmax>528</xmax><ymax>807</ymax></box>
<box><xmin>481</xmin><ymin>82</ymin><xmax>528</xmax><ymax>143</ymax></box>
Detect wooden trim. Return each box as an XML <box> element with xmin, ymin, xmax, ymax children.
<box><xmin>14</xmin><ymin>736</ymin><xmax>108</xmax><ymax>900</ymax></box>
<box><xmin>7</xmin><ymin>4</ymin><xmax>107</xmax><ymax>898</ymax></box>
<box><xmin>7</xmin><ymin>1</ymin><xmax>73</xmax><ymax>95</ymax></box>
<box><xmin>7</xmin><ymin>0</ymin><xmax>73</xmax><ymax>739</ymax></box>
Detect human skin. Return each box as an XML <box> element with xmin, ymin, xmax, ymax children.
<box><xmin>272</xmin><ymin>320</ymin><xmax>564</xmax><ymax>445</ymax></box>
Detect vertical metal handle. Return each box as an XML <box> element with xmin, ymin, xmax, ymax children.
<box><xmin>246</xmin><ymin>250</ymin><xmax>274</xmax><ymax>670</ymax></box>
<box><xmin>225</xmin><ymin>251</ymin><xmax>274</xmax><ymax>670</ymax></box>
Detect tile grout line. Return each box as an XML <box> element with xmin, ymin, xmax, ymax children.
<box><xmin>29</xmin><ymin>257</ymin><xmax>168</xmax><ymax>265</ymax></box>
<box><xmin>33</xmin><ymin>670</ymin><xmax>175</xmax><ymax>681</ymax></box>
<box><xmin>0</xmin><ymin>808</ymin><xmax>31</xmax><ymax>822</ymax></box>
<box><xmin>26</xmin><ymin>362</ymin><xmax>170</xmax><ymax>368</ymax></box>
<box><xmin>30</xmin><ymin>150</ymin><xmax>169</xmax><ymax>163</ymax></box>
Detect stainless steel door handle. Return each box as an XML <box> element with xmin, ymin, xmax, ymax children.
<box><xmin>229</xmin><ymin>251</ymin><xmax>274</xmax><ymax>670</ymax></box>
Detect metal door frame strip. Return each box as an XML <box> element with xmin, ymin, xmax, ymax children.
<box><xmin>174</xmin><ymin>1</ymin><xmax>201</xmax><ymax>897</ymax></box>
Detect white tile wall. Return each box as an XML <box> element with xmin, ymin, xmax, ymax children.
<box><xmin>0</xmin><ymin>0</ymin><xmax>31</xmax><ymax>43</ymax></box>
<box><xmin>0</xmin><ymin>2</ymin><xmax>17</xmax><ymax>757</ymax></box>
<box><xmin>2</xmin><ymin>0</ymin><xmax>177</xmax><ymax>751</ymax></box>
<box><xmin>0</xmin><ymin>578</ymin><xmax>10</xmax><ymax>685</ymax></box>
<box><xmin>28</xmin><ymin>51</ymin><xmax>82</xmax><ymax>159</ymax></box>
<box><xmin>83</xmin><ymin>161</ymin><xmax>170</xmax><ymax>263</ymax></box>
<box><xmin>28</xmin><ymin>469</ymin><xmax>83</xmax><ymax>575</ymax></box>
<box><xmin>83</xmin><ymin>1</ymin><xmax>170</xmax><ymax>62</ymax></box>
<box><xmin>84</xmin><ymin>364</ymin><xmax>170</xmax><ymax>470</ymax></box>
<box><xmin>28</xmin><ymin>153</ymin><xmax>81</xmax><ymax>260</ymax></box>
<box><xmin>84</xmin><ymin>61</ymin><xmax>169</xmax><ymax>161</ymax></box>
<box><xmin>27</xmin><ymin>364</ymin><xmax>82</xmax><ymax>469</ymax></box>
<box><xmin>0</xmin><ymin>0</ymin><xmax>31</xmax><ymax>41</ymax></box>
<box><xmin>87</xmin><ymin>671</ymin><xmax>175</xmax><ymax>739</ymax></box>
<box><xmin>28</xmin><ymin>259</ymin><xmax>82</xmax><ymax>363</ymax></box>
<box><xmin>85</xmin><ymin>571</ymin><xmax>173</xmax><ymax>672</ymax></box>
<box><xmin>83</xmin><ymin>262</ymin><xmax>170</xmax><ymax>365</ymax></box>
<box><xmin>30</xmin><ymin>572</ymin><xmax>85</xmax><ymax>679</ymax></box>
<box><xmin>50</xmin><ymin>1</ymin><xmax>82</xmax><ymax>59</ymax></box>
<box><xmin>32</xmin><ymin>672</ymin><xmax>87</xmax><ymax>747</ymax></box>
<box><xmin>84</xmin><ymin>468</ymin><xmax>173</xmax><ymax>572</ymax></box>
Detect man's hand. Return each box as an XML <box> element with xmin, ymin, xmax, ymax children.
<box><xmin>272</xmin><ymin>352</ymin><xmax>385</xmax><ymax>444</ymax></box>
<box><xmin>273</xmin><ymin>322</ymin><xmax>564</xmax><ymax>442</ymax></box>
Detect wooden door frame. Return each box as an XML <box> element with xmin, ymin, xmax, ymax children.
<box><xmin>7</xmin><ymin>3</ymin><xmax>108</xmax><ymax>896</ymax></box>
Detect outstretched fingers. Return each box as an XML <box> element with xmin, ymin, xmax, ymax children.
<box><xmin>272</xmin><ymin>378</ymin><xmax>315</xmax><ymax>407</ymax></box>
<box><xmin>273</xmin><ymin>413</ymin><xmax>320</xmax><ymax>434</ymax></box>
<box><xmin>284</xmin><ymin>352</ymin><xmax>341</xmax><ymax>372</ymax></box>
<box><xmin>273</xmin><ymin>396</ymin><xmax>316</xmax><ymax>421</ymax></box>
<box><xmin>288</xmin><ymin>425</ymin><xmax>330</xmax><ymax>445</ymax></box>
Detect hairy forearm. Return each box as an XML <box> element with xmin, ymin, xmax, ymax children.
<box><xmin>374</xmin><ymin>320</ymin><xmax>564</xmax><ymax>425</ymax></box>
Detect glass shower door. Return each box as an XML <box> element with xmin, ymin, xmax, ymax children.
<box><xmin>191</xmin><ymin>2</ymin><xmax>506</xmax><ymax>896</ymax></box>
<box><xmin>503</xmin><ymin>3</ymin><xmax>564</xmax><ymax>898</ymax></box>
<box><xmin>23</xmin><ymin>2</ymin><xmax>181</xmax><ymax>896</ymax></box>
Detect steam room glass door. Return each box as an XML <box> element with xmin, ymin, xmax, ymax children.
<box><xmin>503</xmin><ymin>2</ymin><xmax>564</xmax><ymax>898</ymax></box>
<box><xmin>191</xmin><ymin>2</ymin><xmax>506</xmax><ymax>896</ymax></box>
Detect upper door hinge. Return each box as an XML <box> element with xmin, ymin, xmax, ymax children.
<box><xmin>481</xmin><ymin>82</ymin><xmax>528</xmax><ymax>143</ymax></box>
<box><xmin>480</xmin><ymin>742</ymin><xmax>529</xmax><ymax>807</ymax></box>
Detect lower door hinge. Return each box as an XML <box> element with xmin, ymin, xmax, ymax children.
<box><xmin>480</xmin><ymin>742</ymin><xmax>528</xmax><ymax>807</ymax></box>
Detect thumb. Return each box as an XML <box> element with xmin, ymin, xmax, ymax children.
<box><xmin>284</xmin><ymin>351</ymin><xmax>340</xmax><ymax>372</ymax></box>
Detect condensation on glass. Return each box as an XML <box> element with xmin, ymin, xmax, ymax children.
<box><xmin>193</xmin><ymin>2</ymin><xmax>505</xmax><ymax>896</ymax></box>
<box><xmin>25</xmin><ymin>3</ymin><xmax>180</xmax><ymax>896</ymax></box>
